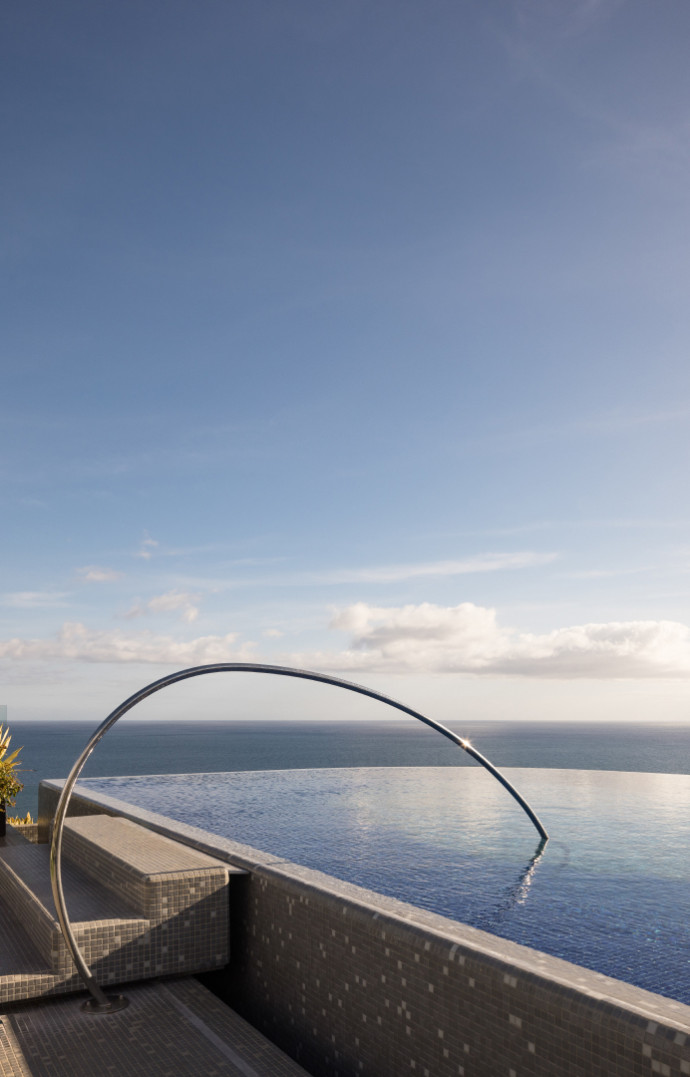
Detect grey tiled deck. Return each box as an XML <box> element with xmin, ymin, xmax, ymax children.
<box><xmin>0</xmin><ymin>977</ymin><xmax>310</xmax><ymax>1076</ymax></box>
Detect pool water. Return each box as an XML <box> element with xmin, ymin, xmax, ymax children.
<box><xmin>82</xmin><ymin>767</ymin><xmax>690</xmax><ymax>1004</ymax></box>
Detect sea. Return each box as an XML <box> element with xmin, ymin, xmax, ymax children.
<box><xmin>9</xmin><ymin>718</ymin><xmax>690</xmax><ymax>820</ymax></box>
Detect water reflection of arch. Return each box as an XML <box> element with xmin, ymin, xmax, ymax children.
<box><xmin>50</xmin><ymin>662</ymin><xmax>549</xmax><ymax>1013</ymax></box>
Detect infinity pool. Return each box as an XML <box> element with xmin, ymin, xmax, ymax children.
<box><xmin>82</xmin><ymin>767</ymin><xmax>690</xmax><ymax>1003</ymax></box>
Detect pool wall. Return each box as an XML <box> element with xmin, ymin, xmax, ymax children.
<box><xmin>39</xmin><ymin>780</ymin><xmax>690</xmax><ymax>1077</ymax></box>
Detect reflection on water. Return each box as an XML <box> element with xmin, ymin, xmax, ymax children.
<box><xmin>483</xmin><ymin>836</ymin><xmax>548</xmax><ymax>929</ymax></box>
<box><xmin>83</xmin><ymin>767</ymin><xmax>690</xmax><ymax>1004</ymax></box>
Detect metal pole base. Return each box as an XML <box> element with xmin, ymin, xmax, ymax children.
<box><xmin>81</xmin><ymin>995</ymin><xmax>130</xmax><ymax>1014</ymax></box>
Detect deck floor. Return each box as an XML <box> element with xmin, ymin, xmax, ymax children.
<box><xmin>0</xmin><ymin>979</ymin><xmax>310</xmax><ymax>1077</ymax></box>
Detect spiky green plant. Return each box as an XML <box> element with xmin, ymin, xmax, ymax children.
<box><xmin>7</xmin><ymin>810</ymin><xmax>34</xmax><ymax>826</ymax></box>
<box><xmin>0</xmin><ymin>725</ymin><xmax>23</xmax><ymax>807</ymax></box>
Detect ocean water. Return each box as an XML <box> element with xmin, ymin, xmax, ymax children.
<box><xmin>8</xmin><ymin>719</ymin><xmax>690</xmax><ymax>818</ymax></box>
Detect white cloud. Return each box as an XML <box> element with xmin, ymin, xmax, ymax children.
<box><xmin>135</xmin><ymin>533</ymin><xmax>159</xmax><ymax>560</ymax></box>
<box><xmin>1</xmin><ymin>591</ymin><xmax>70</xmax><ymax>609</ymax></box>
<box><xmin>561</xmin><ymin>567</ymin><xmax>648</xmax><ymax>580</ymax></box>
<box><xmin>125</xmin><ymin>590</ymin><xmax>200</xmax><ymax>624</ymax></box>
<box><xmin>296</xmin><ymin>602</ymin><xmax>690</xmax><ymax>679</ymax></box>
<box><xmin>5</xmin><ymin>603</ymin><xmax>690</xmax><ymax>679</ymax></box>
<box><xmin>263</xmin><ymin>628</ymin><xmax>283</xmax><ymax>639</ymax></box>
<box><xmin>77</xmin><ymin>566</ymin><xmax>123</xmax><ymax>583</ymax></box>
<box><xmin>0</xmin><ymin>622</ymin><xmax>253</xmax><ymax>665</ymax></box>
<box><xmin>310</xmin><ymin>551</ymin><xmax>557</xmax><ymax>584</ymax></box>
<box><xmin>178</xmin><ymin>550</ymin><xmax>557</xmax><ymax>591</ymax></box>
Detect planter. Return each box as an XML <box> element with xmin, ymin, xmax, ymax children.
<box><xmin>0</xmin><ymin>800</ymin><xmax>5</xmax><ymax>839</ymax></box>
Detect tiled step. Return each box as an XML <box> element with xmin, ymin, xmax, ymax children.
<box><xmin>62</xmin><ymin>814</ymin><xmax>235</xmax><ymax>974</ymax></box>
<box><xmin>62</xmin><ymin>813</ymin><xmax>235</xmax><ymax>920</ymax></box>
<box><xmin>0</xmin><ymin>886</ymin><xmax>73</xmax><ymax>1007</ymax></box>
<box><xmin>0</xmin><ymin>843</ymin><xmax>148</xmax><ymax>976</ymax></box>
<box><xmin>0</xmin><ymin>814</ymin><xmax>242</xmax><ymax>998</ymax></box>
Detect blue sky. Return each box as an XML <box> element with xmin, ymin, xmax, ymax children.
<box><xmin>3</xmin><ymin>0</ymin><xmax>690</xmax><ymax>723</ymax></box>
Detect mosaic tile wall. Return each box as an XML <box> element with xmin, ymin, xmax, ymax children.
<box><xmin>220</xmin><ymin>864</ymin><xmax>690</xmax><ymax>1077</ymax></box>
<box><xmin>39</xmin><ymin>781</ymin><xmax>690</xmax><ymax>1077</ymax></box>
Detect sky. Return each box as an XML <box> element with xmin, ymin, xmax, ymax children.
<box><xmin>2</xmin><ymin>0</ymin><xmax>690</xmax><ymax>724</ymax></box>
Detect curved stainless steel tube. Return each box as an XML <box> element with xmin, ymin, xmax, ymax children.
<box><xmin>50</xmin><ymin>662</ymin><xmax>548</xmax><ymax>1012</ymax></box>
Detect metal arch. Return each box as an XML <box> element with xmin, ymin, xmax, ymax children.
<box><xmin>49</xmin><ymin>662</ymin><xmax>549</xmax><ymax>1012</ymax></box>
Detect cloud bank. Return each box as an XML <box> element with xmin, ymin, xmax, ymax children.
<box><xmin>0</xmin><ymin>623</ymin><xmax>252</xmax><ymax>665</ymax></box>
<box><xmin>313</xmin><ymin>602</ymin><xmax>690</xmax><ymax>678</ymax></box>
<box><xmin>2</xmin><ymin>603</ymin><xmax>690</xmax><ymax>677</ymax></box>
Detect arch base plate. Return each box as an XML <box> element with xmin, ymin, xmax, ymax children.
<box><xmin>81</xmin><ymin>995</ymin><xmax>130</xmax><ymax>1015</ymax></box>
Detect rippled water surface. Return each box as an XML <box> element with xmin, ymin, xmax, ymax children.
<box><xmin>82</xmin><ymin>766</ymin><xmax>690</xmax><ymax>1004</ymax></box>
